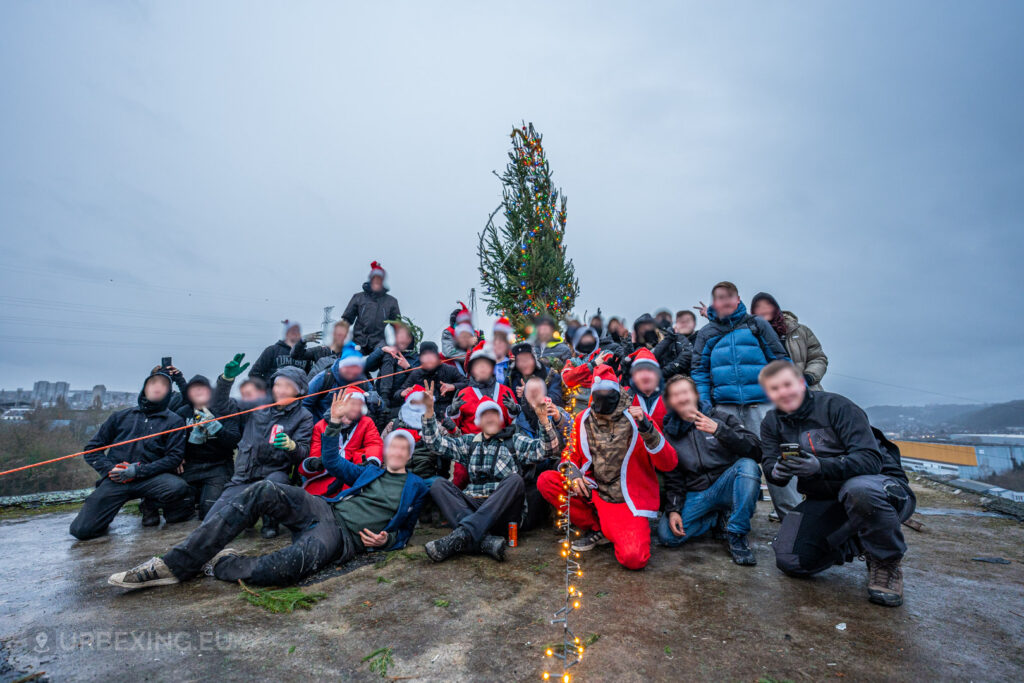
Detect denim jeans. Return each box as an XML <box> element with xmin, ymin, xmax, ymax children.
<box><xmin>657</xmin><ymin>458</ymin><xmax>761</xmax><ymax>546</ymax></box>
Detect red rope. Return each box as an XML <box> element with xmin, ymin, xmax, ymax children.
<box><xmin>0</xmin><ymin>353</ymin><xmax>467</xmax><ymax>478</ymax></box>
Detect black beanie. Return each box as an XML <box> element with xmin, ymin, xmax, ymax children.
<box><xmin>419</xmin><ymin>341</ymin><xmax>439</xmax><ymax>355</ymax></box>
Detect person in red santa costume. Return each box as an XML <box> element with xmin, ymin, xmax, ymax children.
<box><xmin>537</xmin><ymin>364</ymin><xmax>677</xmax><ymax>570</ymax></box>
<box><xmin>299</xmin><ymin>385</ymin><xmax>383</xmax><ymax>497</ymax></box>
<box><xmin>627</xmin><ymin>348</ymin><xmax>667</xmax><ymax>431</ymax></box>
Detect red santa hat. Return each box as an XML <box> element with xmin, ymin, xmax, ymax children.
<box><xmin>454</xmin><ymin>322</ymin><xmax>476</xmax><ymax>337</ymax></box>
<box><xmin>628</xmin><ymin>348</ymin><xmax>661</xmax><ymax>373</ymax></box>
<box><xmin>455</xmin><ymin>301</ymin><xmax>473</xmax><ymax>326</ymax></box>
<box><xmin>368</xmin><ymin>260</ymin><xmax>387</xmax><ymax>283</ymax></box>
<box><xmin>281</xmin><ymin>319</ymin><xmax>301</xmax><ymax>339</ymax></box>
<box><xmin>384</xmin><ymin>429</ymin><xmax>417</xmax><ymax>454</ymax></box>
<box><xmin>465</xmin><ymin>340</ymin><xmax>497</xmax><ymax>372</ymax></box>
<box><xmin>404</xmin><ymin>384</ymin><xmax>427</xmax><ymax>402</ymax></box>
<box><xmin>591</xmin><ymin>364</ymin><xmax>621</xmax><ymax>393</ymax></box>
<box><xmin>493</xmin><ymin>315</ymin><xmax>514</xmax><ymax>337</ymax></box>
<box><xmin>474</xmin><ymin>399</ymin><xmax>503</xmax><ymax>427</ymax></box>
<box><xmin>342</xmin><ymin>385</ymin><xmax>369</xmax><ymax>415</ymax></box>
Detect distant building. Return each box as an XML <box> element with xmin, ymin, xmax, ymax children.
<box><xmin>897</xmin><ymin>434</ymin><xmax>1024</xmax><ymax>480</ymax></box>
<box><xmin>30</xmin><ymin>380</ymin><xmax>70</xmax><ymax>407</ymax></box>
<box><xmin>1</xmin><ymin>407</ymin><xmax>33</xmax><ymax>422</ymax></box>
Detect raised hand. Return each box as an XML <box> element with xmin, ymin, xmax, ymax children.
<box><xmin>223</xmin><ymin>353</ymin><xmax>250</xmax><ymax>380</ymax></box>
<box><xmin>439</xmin><ymin>382</ymin><xmax>455</xmax><ymax>396</ymax></box>
<box><xmin>694</xmin><ymin>301</ymin><xmax>709</xmax><ymax>319</ymax></box>
<box><xmin>329</xmin><ymin>390</ymin><xmax>351</xmax><ymax>423</ymax></box>
<box><xmin>421</xmin><ymin>381</ymin><xmax>437</xmax><ymax>417</ymax></box>
<box><xmin>273</xmin><ymin>432</ymin><xmax>297</xmax><ymax>451</ymax></box>
<box><xmin>692</xmin><ymin>411</ymin><xmax>719</xmax><ymax>435</ymax></box>
<box><xmin>627</xmin><ymin>405</ymin><xmax>645</xmax><ymax>423</ymax></box>
<box><xmin>302</xmin><ymin>331</ymin><xmax>323</xmax><ymax>343</ymax></box>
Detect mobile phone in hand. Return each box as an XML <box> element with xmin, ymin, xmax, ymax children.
<box><xmin>161</xmin><ymin>356</ymin><xmax>172</xmax><ymax>368</ymax></box>
<box><xmin>781</xmin><ymin>443</ymin><xmax>800</xmax><ymax>460</ymax></box>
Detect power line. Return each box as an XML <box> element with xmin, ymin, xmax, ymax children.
<box><xmin>830</xmin><ymin>372</ymin><xmax>986</xmax><ymax>404</ymax></box>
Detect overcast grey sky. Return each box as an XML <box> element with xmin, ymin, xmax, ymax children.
<box><xmin>1</xmin><ymin>2</ymin><xmax>1022</xmax><ymax>406</ymax></box>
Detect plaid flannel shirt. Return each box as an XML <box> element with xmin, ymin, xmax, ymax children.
<box><xmin>421</xmin><ymin>415</ymin><xmax>561</xmax><ymax>498</ymax></box>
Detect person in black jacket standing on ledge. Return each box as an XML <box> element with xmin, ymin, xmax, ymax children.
<box><xmin>70</xmin><ymin>370</ymin><xmax>191</xmax><ymax>540</ymax></box>
<box><xmin>758</xmin><ymin>360</ymin><xmax>915</xmax><ymax>607</ymax></box>
<box><xmin>342</xmin><ymin>261</ymin><xmax>401</xmax><ymax>355</ymax></box>
<box><xmin>657</xmin><ymin>375</ymin><xmax>762</xmax><ymax>566</ymax></box>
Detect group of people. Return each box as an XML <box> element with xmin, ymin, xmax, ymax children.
<box><xmin>77</xmin><ymin>262</ymin><xmax>913</xmax><ymax>608</ymax></box>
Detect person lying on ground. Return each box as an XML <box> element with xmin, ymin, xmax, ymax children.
<box><xmin>419</xmin><ymin>381</ymin><xmax>561</xmax><ymax>563</ymax></box>
<box><xmin>107</xmin><ymin>404</ymin><xmax>427</xmax><ymax>590</ymax></box>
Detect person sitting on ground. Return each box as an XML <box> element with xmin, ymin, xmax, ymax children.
<box><xmin>395</xmin><ymin>341</ymin><xmax>467</xmax><ymax>416</ymax></box>
<box><xmin>300</xmin><ymin>386</ymin><xmax>383</xmax><ymax>497</ymax></box>
<box><xmin>538</xmin><ymin>365</ymin><xmax>677</xmax><ymax>570</ymax></box>
<box><xmin>492</xmin><ymin>316</ymin><xmax>514</xmax><ymax>384</ymax></box>
<box><xmin>623</xmin><ymin>348</ymin><xmax>667</xmax><ymax>430</ymax></box>
<box><xmin>750</xmin><ymin>292</ymin><xmax>829</xmax><ymax>391</ymax></box>
<box><xmin>209</xmin><ymin>355</ymin><xmax>314</xmax><ymax>539</ymax></box>
<box><xmin>107</xmin><ymin>397</ymin><xmax>427</xmax><ymax>591</ymax></box>
<box><xmin>291</xmin><ymin>319</ymin><xmax>352</xmax><ymax>378</ymax></box>
<box><xmin>532</xmin><ymin>315</ymin><xmax>571</xmax><ymax>364</ymax></box>
<box><xmin>304</xmin><ymin>342</ymin><xmax>385</xmax><ymax>428</ymax></box>
<box><xmin>657</xmin><ymin>375</ymin><xmax>762</xmax><ymax>565</ymax></box>
<box><xmin>365</xmin><ymin>319</ymin><xmax>420</xmax><ymax>415</ymax></box>
<box><xmin>514</xmin><ymin>377</ymin><xmax>571</xmax><ymax>444</ymax></box>
<box><xmin>341</xmin><ymin>261</ymin><xmax>401</xmax><ymax>355</ymax></box>
<box><xmin>449</xmin><ymin>341</ymin><xmax>519</xmax><ymax>435</ymax></box>
<box><xmin>758</xmin><ymin>360</ymin><xmax>915</xmax><ymax>607</ymax></box>
<box><xmin>249</xmin><ymin>320</ymin><xmax>317</xmax><ymax>381</ymax></box>
<box><xmin>419</xmin><ymin>381</ymin><xmax>561</xmax><ymax>563</ymax></box>
<box><xmin>507</xmin><ymin>342</ymin><xmax>563</xmax><ymax>407</ymax></box>
<box><xmin>674</xmin><ymin>310</ymin><xmax>699</xmax><ymax>346</ymax></box>
<box><xmin>69</xmin><ymin>370</ymin><xmax>192</xmax><ymax>540</ymax></box>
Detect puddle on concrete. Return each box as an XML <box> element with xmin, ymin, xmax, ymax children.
<box><xmin>914</xmin><ymin>507</ymin><xmax>1010</xmax><ymax>518</ymax></box>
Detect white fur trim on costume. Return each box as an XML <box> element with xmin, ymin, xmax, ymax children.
<box><xmin>591</xmin><ymin>379</ymin><xmax>621</xmax><ymax>393</ymax></box>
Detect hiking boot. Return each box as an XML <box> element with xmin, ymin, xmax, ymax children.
<box><xmin>108</xmin><ymin>557</ymin><xmax>180</xmax><ymax>590</ymax></box>
<box><xmin>479</xmin><ymin>535</ymin><xmax>507</xmax><ymax>562</ymax></box>
<box><xmin>425</xmin><ymin>527</ymin><xmax>472</xmax><ymax>563</ymax></box>
<box><xmin>260</xmin><ymin>516</ymin><xmax>279</xmax><ymax>539</ymax></box>
<box><xmin>727</xmin><ymin>533</ymin><xmax>757</xmax><ymax>566</ymax></box>
<box><xmin>711</xmin><ymin>512</ymin><xmax>728</xmax><ymax>540</ymax></box>
<box><xmin>571</xmin><ymin>530</ymin><xmax>610</xmax><ymax>552</ymax></box>
<box><xmin>866</xmin><ymin>556</ymin><xmax>904</xmax><ymax>607</ymax></box>
<box><xmin>140</xmin><ymin>501</ymin><xmax>161</xmax><ymax>527</ymax></box>
<box><xmin>202</xmin><ymin>548</ymin><xmax>242</xmax><ymax>577</ymax></box>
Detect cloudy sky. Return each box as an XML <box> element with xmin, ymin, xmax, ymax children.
<box><xmin>1</xmin><ymin>2</ymin><xmax>1022</xmax><ymax>407</ymax></box>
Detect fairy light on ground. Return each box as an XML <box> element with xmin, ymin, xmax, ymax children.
<box><xmin>543</xmin><ymin>456</ymin><xmax>585</xmax><ymax>681</ymax></box>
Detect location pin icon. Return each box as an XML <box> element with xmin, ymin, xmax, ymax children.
<box><xmin>35</xmin><ymin>632</ymin><xmax>48</xmax><ymax>651</ymax></box>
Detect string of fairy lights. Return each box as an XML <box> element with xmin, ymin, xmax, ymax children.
<box><xmin>543</xmin><ymin>460</ymin><xmax>585</xmax><ymax>683</ymax></box>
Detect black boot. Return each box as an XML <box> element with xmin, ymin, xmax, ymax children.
<box><xmin>259</xmin><ymin>515</ymin><xmax>279</xmax><ymax>539</ymax></box>
<box><xmin>479</xmin><ymin>535</ymin><xmax>507</xmax><ymax>562</ymax></box>
<box><xmin>711</xmin><ymin>512</ymin><xmax>728</xmax><ymax>540</ymax></box>
<box><xmin>727</xmin><ymin>533</ymin><xmax>757</xmax><ymax>566</ymax></box>
<box><xmin>425</xmin><ymin>527</ymin><xmax>471</xmax><ymax>563</ymax></box>
<box><xmin>140</xmin><ymin>499</ymin><xmax>161</xmax><ymax>527</ymax></box>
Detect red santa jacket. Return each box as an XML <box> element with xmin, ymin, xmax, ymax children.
<box><xmin>453</xmin><ymin>383</ymin><xmax>517</xmax><ymax>434</ymax></box>
<box><xmin>300</xmin><ymin>416</ymin><xmax>383</xmax><ymax>496</ymax></box>
<box><xmin>631</xmin><ymin>391</ymin><xmax>667</xmax><ymax>431</ymax></box>
<box><xmin>564</xmin><ymin>406</ymin><xmax>677</xmax><ymax>519</ymax></box>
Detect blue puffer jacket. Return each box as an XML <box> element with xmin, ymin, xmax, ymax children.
<box><xmin>691</xmin><ymin>302</ymin><xmax>790</xmax><ymax>411</ymax></box>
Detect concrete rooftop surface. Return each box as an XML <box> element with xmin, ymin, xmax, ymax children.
<box><xmin>1</xmin><ymin>477</ymin><xmax>1022</xmax><ymax>682</ymax></box>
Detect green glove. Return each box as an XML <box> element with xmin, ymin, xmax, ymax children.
<box><xmin>273</xmin><ymin>432</ymin><xmax>296</xmax><ymax>451</ymax></box>
<box><xmin>224</xmin><ymin>353</ymin><xmax>250</xmax><ymax>380</ymax></box>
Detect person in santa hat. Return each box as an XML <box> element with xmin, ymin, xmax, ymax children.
<box><xmin>491</xmin><ymin>315</ymin><xmax>514</xmax><ymax>384</ymax></box>
<box><xmin>419</xmin><ymin>382</ymin><xmax>562</xmax><ymax>563</ymax></box>
<box><xmin>299</xmin><ymin>385</ymin><xmax>384</xmax><ymax>498</ymax></box>
<box><xmin>537</xmin><ymin>365</ymin><xmax>678</xmax><ymax>571</ymax></box>
<box><xmin>441</xmin><ymin>302</ymin><xmax>484</xmax><ymax>359</ymax></box>
<box><xmin>447</xmin><ymin>340</ymin><xmax>520</xmax><ymax>435</ymax></box>
<box><xmin>249</xmin><ymin>319</ymin><xmax>319</xmax><ymax>382</ymax></box>
<box><xmin>341</xmin><ymin>261</ymin><xmax>401</xmax><ymax>355</ymax></box>
<box><xmin>627</xmin><ymin>348</ymin><xmax>667</xmax><ymax>431</ymax></box>
<box><xmin>560</xmin><ymin>325</ymin><xmax>614</xmax><ymax>414</ymax></box>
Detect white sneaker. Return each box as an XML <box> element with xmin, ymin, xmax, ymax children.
<box><xmin>202</xmin><ymin>548</ymin><xmax>242</xmax><ymax>577</ymax></box>
<box><xmin>108</xmin><ymin>557</ymin><xmax>180</xmax><ymax>590</ymax></box>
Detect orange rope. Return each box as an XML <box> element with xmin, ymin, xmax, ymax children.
<box><xmin>0</xmin><ymin>353</ymin><xmax>467</xmax><ymax>478</ymax></box>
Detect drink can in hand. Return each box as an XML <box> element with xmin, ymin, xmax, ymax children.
<box><xmin>269</xmin><ymin>424</ymin><xmax>284</xmax><ymax>444</ymax></box>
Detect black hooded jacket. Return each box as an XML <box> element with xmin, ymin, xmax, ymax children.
<box><xmin>83</xmin><ymin>376</ymin><xmax>186</xmax><ymax>483</ymax></box>
<box><xmin>661</xmin><ymin>407</ymin><xmax>761</xmax><ymax>512</ymax></box>
<box><xmin>341</xmin><ymin>282</ymin><xmax>401</xmax><ymax>351</ymax></box>
<box><xmin>395</xmin><ymin>363</ymin><xmax>467</xmax><ymax>412</ymax></box>
<box><xmin>760</xmin><ymin>390</ymin><xmax>908</xmax><ymax>500</ymax></box>
<box><xmin>250</xmin><ymin>340</ymin><xmax>312</xmax><ymax>381</ymax></box>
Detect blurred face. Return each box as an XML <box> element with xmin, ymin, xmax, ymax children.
<box><xmin>514</xmin><ymin>352</ymin><xmax>537</xmax><ymax>376</ymax></box>
<box><xmin>395</xmin><ymin>326</ymin><xmax>412</xmax><ymax>349</ymax></box>
<box><xmin>143</xmin><ymin>376</ymin><xmax>170</xmax><ymax>402</ymax></box>
<box><xmin>384</xmin><ymin>437</ymin><xmax>412</xmax><ymax>471</ymax></box>
<box><xmin>456</xmin><ymin>330</ymin><xmax>476</xmax><ymax>350</ymax></box>
<box><xmin>239</xmin><ymin>381</ymin><xmax>263</xmax><ymax>401</ymax></box>
<box><xmin>272</xmin><ymin>377</ymin><xmax>300</xmax><ymax>402</ymax></box>
<box><xmin>285</xmin><ymin>326</ymin><xmax>301</xmax><ymax>345</ymax></box>
<box><xmin>187</xmin><ymin>384</ymin><xmax>212</xmax><ymax>408</ymax></box>
<box><xmin>478</xmin><ymin>408</ymin><xmax>504</xmax><ymax>436</ymax></box>
<box><xmin>752</xmin><ymin>299</ymin><xmax>778</xmax><ymax>321</ymax></box>
<box><xmin>340</xmin><ymin>365</ymin><xmax>364</xmax><ymax>382</ymax></box>
<box><xmin>590</xmin><ymin>317</ymin><xmax>603</xmax><ymax>332</ymax></box>
<box><xmin>636</xmin><ymin>322</ymin><xmax>656</xmax><ymax>341</ymax></box>
<box><xmin>470</xmin><ymin>359</ymin><xmax>494</xmax><ymax>383</ymax></box>
<box><xmin>675</xmin><ymin>314</ymin><xmax>695</xmax><ymax>336</ymax></box>
<box><xmin>609</xmin><ymin>320</ymin><xmax>625</xmax><ymax>336</ymax></box>
<box><xmin>712</xmin><ymin>287</ymin><xmax>740</xmax><ymax>317</ymax></box>
<box><xmin>331</xmin><ymin>324</ymin><xmax>348</xmax><ymax>347</ymax></box>
<box><xmin>524</xmin><ymin>378</ymin><xmax>546</xmax><ymax>405</ymax></box>
<box><xmin>575</xmin><ymin>333</ymin><xmax>597</xmax><ymax>353</ymax></box>
<box><xmin>493</xmin><ymin>334</ymin><xmax>510</xmax><ymax>358</ymax></box>
<box><xmin>666</xmin><ymin>379</ymin><xmax>699</xmax><ymax>419</ymax></box>
<box><xmin>761</xmin><ymin>366</ymin><xmax>807</xmax><ymax>413</ymax></box>
<box><xmin>632</xmin><ymin>367</ymin><xmax>660</xmax><ymax>395</ymax></box>
<box><xmin>655</xmin><ymin>312</ymin><xmax>671</xmax><ymax>325</ymax></box>
<box><xmin>536</xmin><ymin>322</ymin><xmax>554</xmax><ymax>342</ymax></box>
<box><xmin>370</xmin><ymin>275</ymin><xmax>384</xmax><ymax>292</ymax></box>
<box><xmin>420</xmin><ymin>351</ymin><xmax>440</xmax><ymax>371</ymax></box>
<box><xmin>342</xmin><ymin>397</ymin><xmax>364</xmax><ymax>422</ymax></box>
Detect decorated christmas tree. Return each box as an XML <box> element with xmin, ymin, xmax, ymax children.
<box><xmin>478</xmin><ymin>123</ymin><xmax>580</xmax><ymax>335</ymax></box>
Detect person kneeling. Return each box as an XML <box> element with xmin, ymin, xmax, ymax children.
<box><xmin>107</xmin><ymin>393</ymin><xmax>427</xmax><ymax>590</ymax></box>
<box><xmin>419</xmin><ymin>381</ymin><xmax>561</xmax><ymax>563</ymax></box>
<box><xmin>657</xmin><ymin>376</ymin><xmax>762</xmax><ymax>565</ymax></box>
<box><xmin>758</xmin><ymin>361</ymin><xmax>915</xmax><ymax>607</ymax></box>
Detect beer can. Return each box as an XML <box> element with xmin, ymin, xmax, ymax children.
<box><xmin>269</xmin><ymin>424</ymin><xmax>284</xmax><ymax>444</ymax></box>
<box><xmin>507</xmin><ymin>522</ymin><xmax>518</xmax><ymax>547</ymax></box>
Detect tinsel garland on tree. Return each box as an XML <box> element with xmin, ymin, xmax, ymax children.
<box><xmin>478</xmin><ymin>123</ymin><xmax>580</xmax><ymax>335</ymax></box>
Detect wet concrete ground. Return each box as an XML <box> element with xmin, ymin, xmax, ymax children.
<box><xmin>1</xmin><ymin>478</ymin><xmax>1022</xmax><ymax>682</ymax></box>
